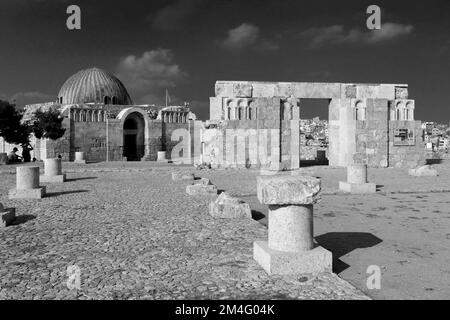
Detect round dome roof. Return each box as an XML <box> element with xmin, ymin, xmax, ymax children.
<box><xmin>58</xmin><ymin>67</ymin><xmax>133</xmax><ymax>105</ymax></box>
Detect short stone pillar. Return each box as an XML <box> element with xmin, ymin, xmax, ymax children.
<box><xmin>74</xmin><ymin>152</ymin><xmax>86</xmax><ymax>164</ymax></box>
<box><xmin>41</xmin><ymin>158</ymin><xmax>66</xmax><ymax>183</ymax></box>
<box><xmin>9</xmin><ymin>166</ymin><xmax>46</xmax><ymax>199</ymax></box>
<box><xmin>0</xmin><ymin>153</ymin><xmax>8</xmax><ymax>165</ymax></box>
<box><xmin>157</xmin><ymin>151</ymin><xmax>168</xmax><ymax>163</ymax></box>
<box><xmin>0</xmin><ymin>202</ymin><xmax>16</xmax><ymax>228</ymax></box>
<box><xmin>339</xmin><ymin>164</ymin><xmax>376</xmax><ymax>194</ymax></box>
<box><xmin>254</xmin><ymin>175</ymin><xmax>332</xmax><ymax>275</ymax></box>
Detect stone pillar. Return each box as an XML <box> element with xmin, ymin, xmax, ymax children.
<box><xmin>347</xmin><ymin>164</ymin><xmax>367</xmax><ymax>184</ymax></box>
<box><xmin>41</xmin><ymin>158</ymin><xmax>66</xmax><ymax>183</ymax></box>
<box><xmin>74</xmin><ymin>152</ymin><xmax>86</xmax><ymax>164</ymax></box>
<box><xmin>0</xmin><ymin>153</ymin><xmax>8</xmax><ymax>165</ymax></box>
<box><xmin>9</xmin><ymin>166</ymin><xmax>46</xmax><ymax>199</ymax></box>
<box><xmin>0</xmin><ymin>202</ymin><xmax>16</xmax><ymax>228</ymax></box>
<box><xmin>254</xmin><ymin>176</ymin><xmax>332</xmax><ymax>275</ymax></box>
<box><xmin>339</xmin><ymin>164</ymin><xmax>376</xmax><ymax>193</ymax></box>
<box><xmin>157</xmin><ymin>151</ymin><xmax>168</xmax><ymax>163</ymax></box>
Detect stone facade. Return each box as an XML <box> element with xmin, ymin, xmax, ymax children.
<box><xmin>204</xmin><ymin>81</ymin><xmax>425</xmax><ymax>169</ymax></box>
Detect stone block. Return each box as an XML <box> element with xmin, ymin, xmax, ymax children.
<box><xmin>408</xmin><ymin>165</ymin><xmax>438</xmax><ymax>177</ymax></box>
<box><xmin>233</xmin><ymin>83</ymin><xmax>253</xmax><ymax>98</ymax></box>
<box><xmin>40</xmin><ymin>174</ymin><xmax>66</xmax><ymax>183</ymax></box>
<box><xmin>9</xmin><ymin>186</ymin><xmax>46</xmax><ymax>199</ymax></box>
<box><xmin>253</xmin><ymin>241</ymin><xmax>332</xmax><ymax>275</ymax></box>
<box><xmin>172</xmin><ymin>172</ymin><xmax>195</xmax><ymax>181</ymax></box>
<box><xmin>0</xmin><ymin>153</ymin><xmax>8</xmax><ymax>165</ymax></box>
<box><xmin>193</xmin><ymin>177</ymin><xmax>211</xmax><ymax>186</ymax></box>
<box><xmin>339</xmin><ymin>181</ymin><xmax>376</xmax><ymax>194</ymax></box>
<box><xmin>1</xmin><ymin>208</ymin><xmax>16</xmax><ymax>228</ymax></box>
<box><xmin>209</xmin><ymin>192</ymin><xmax>252</xmax><ymax>219</ymax></box>
<box><xmin>257</xmin><ymin>176</ymin><xmax>321</xmax><ymax>205</ymax></box>
<box><xmin>186</xmin><ymin>184</ymin><xmax>218</xmax><ymax>196</ymax></box>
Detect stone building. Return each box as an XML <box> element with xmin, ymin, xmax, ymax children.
<box><xmin>203</xmin><ymin>81</ymin><xmax>425</xmax><ymax>169</ymax></box>
<box><xmin>0</xmin><ymin>67</ymin><xmax>198</xmax><ymax>162</ymax></box>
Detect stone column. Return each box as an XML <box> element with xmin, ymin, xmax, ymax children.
<box><xmin>41</xmin><ymin>158</ymin><xmax>66</xmax><ymax>183</ymax></box>
<box><xmin>339</xmin><ymin>164</ymin><xmax>376</xmax><ymax>193</ymax></box>
<box><xmin>157</xmin><ymin>151</ymin><xmax>168</xmax><ymax>163</ymax></box>
<box><xmin>254</xmin><ymin>175</ymin><xmax>332</xmax><ymax>275</ymax></box>
<box><xmin>0</xmin><ymin>153</ymin><xmax>8</xmax><ymax>165</ymax></box>
<box><xmin>0</xmin><ymin>202</ymin><xmax>16</xmax><ymax>228</ymax></box>
<box><xmin>74</xmin><ymin>152</ymin><xmax>86</xmax><ymax>164</ymax></box>
<box><xmin>9</xmin><ymin>166</ymin><xmax>46</xmax><ymax>199</ymax></box>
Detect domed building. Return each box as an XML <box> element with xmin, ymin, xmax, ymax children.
<box><xmin>57</xmin><ymin>68</ymin><xmax>133</xmax><ymax>105</ymax></box>
<box><xmin>21</xmin><ymin>67</ymin><xmax>197</xmax><ymax>162</ymax></box>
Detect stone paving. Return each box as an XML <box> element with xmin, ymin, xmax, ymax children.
<box><xmin>0</xmin><ymin>163</ymin><xmax>368</xmax><ymax>300</ymax></box>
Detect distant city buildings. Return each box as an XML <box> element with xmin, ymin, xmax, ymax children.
<box><xmin>422</xmin><ymin>121</ymin><xmax>449</xmax><ymax>153</ymax></box>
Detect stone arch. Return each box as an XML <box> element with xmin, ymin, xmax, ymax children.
<box><xmin>117</xmin><ymin>108</ymin><xmax>151</xmax><ymax>161</ymax></box>
<box><xmin>355</xmin><ymin>100</ymin><xmax>366</xmax><ymax>121</ymax></box>
<box><xmin>406</xmin><ymin>102</ymin><xmax>414</xmax><ymax>120</ymax></box>
<box><xmin>395</xmin><ymin>101</ymin><xmax>405</xmax><ymax>120</ymax></box>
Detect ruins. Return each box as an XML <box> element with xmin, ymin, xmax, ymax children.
<box><xmin>203</xmin><ymin>81</ymin><xmax>425</xmax><ymax>169</ymax></box>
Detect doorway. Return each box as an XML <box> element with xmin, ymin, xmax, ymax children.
<box><xmin>123</xmin><ymin>112</ymin><xmax>145</xmax><ymax>161</ymax></box>
<box><xmin>299</xmin><ymin>99</ymin><xmax>331</xmax><ymax>166</ymax></box>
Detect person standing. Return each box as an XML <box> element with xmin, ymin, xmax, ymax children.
<box><xmin>21</xmin><ymin>144</ymin><xmax>33</xmax><ymax>163</ymax></box>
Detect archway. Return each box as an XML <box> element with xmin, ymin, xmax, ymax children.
<box><xmin>123</xmin><ymin>112</ymin><xmax>145</xmax><ymax>161</ymax></box>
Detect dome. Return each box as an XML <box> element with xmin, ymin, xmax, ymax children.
<box><xmin>58</xmin><ymin>67</ymin><xmax>133</xmax><ymax>105</ymax></box>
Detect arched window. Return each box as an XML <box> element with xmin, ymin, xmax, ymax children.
<box><xmin>104</xmin><ymin>96</ymin><xmax>110</xmax><ymax>104</ymax></box>
<box><xmin>238</xmin><ymin>108</ymin><xmax>242</xmax><ymax>120</ymax></box>
<box><xmin>406</xmin><ymin>102</ymin><xmax>414</xmax><ymax>121</ymax></box>
<box><xmin>112</xmin><ymin>97</ymin><xmax>117</xmax><ymax>105</ymax></box>
<box><xmin>59</xmin><ymin>97</ymin><xmax>63</xmax><ymax>104</ymax></box>
<box><xmin>227</xmin><ymin>107</ymin><xmax>231</xmax><ymax>120</ymax></box>
<box><xmin>81</xmin><ymin>111</ymin><xmax>86</xmax><ymax>122</ymax></box>
<box><xmin>248</xmin><ymin>108</ymin><xmax>252</xmax><ymax>120</ymax></box>
<box><xmin>98</xmin><ymin>111</ymin><xmax>103</xmax><ymax>122</ymax></box>
<box><xmin>355</xmin><ymin>101</ymin><xmax>366</xmax><ymax>121</ymax></box>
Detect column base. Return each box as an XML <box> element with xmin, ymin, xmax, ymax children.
<box><xmin>40</xmin><ymin>174</ymin><xmax>66</xmax><ymax>183</ymax></box>
<box><xmin>74</xmin><ymin>160</ymin><xmax>86</xmax><ymax>164</ymax></box>
<box><xmin>339</xmin><ymin>182</ymin><xmax>376</xmax><ymax>194</ymax></box>
<box><xmin>1</xmin><ymin>208</ymin><xmax>16</xmax><ymax>228</ymax></box>
<box><xmin>253</xmin><ymin>241</ymin><xmax>332</xmax><ymax>275</ymax></box>
<box><xmin>9</xmin><ymin>187</ymin><xmax>46</xmax><ymax>200</ymax></box>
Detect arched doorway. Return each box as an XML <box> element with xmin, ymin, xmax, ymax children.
<box><xmin>123</xmin><ymin>112</ymin><xmax>145</xmax><ymax>161</ymax></box>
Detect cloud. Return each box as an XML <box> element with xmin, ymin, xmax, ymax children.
<box><xmin>219</xmin><ymin>23</ymin><xmax>279</xmax><ymax>52</ymax></box>
<box><xmin>302</xmin><ymin>22</ymin><xmax>414</xmax><ymax>48</ymax></box>
<box><xmin>221</xmin><ymin>23</ymin><xmax>260</xmax><ymax>49</ymax></box>
<box><xmin>116</xmin><ymin>49</ymin><xmax>187</xmax><ymax>100</ymax></box>
<box><xmin>368</xmin><ymin>23</ymin><xmax>414</xmax><ymax>43</ymax></box>
<box><xmin>151</xmin><ymin>0</ymin><xmax>204</xmax><ymax>30</ymax></box>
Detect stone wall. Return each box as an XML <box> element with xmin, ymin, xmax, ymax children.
<box><xmin>389</xmin><ymin>121</ymin><xmax>426</xmax><ymax>168</ymax></box>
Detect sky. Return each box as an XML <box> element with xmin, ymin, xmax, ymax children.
<box><xmin>0</xmin><ymin>0</ymin><xmax>450</xmax><ymax>122</ymax></box>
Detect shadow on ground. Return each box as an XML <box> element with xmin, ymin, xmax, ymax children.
<box><xmin>66</xmin><ymin>177</ymin><xmax>98</xmax><ymax>182</ymax></box>
<box><xmin>46</xmin><ymin>190</ymin><xmax>90</xmax><ymax>198</ymax></box>
<box><xmin>11</xmin><ymin>214</ymin><xmax>36</xmax><ymax>226</ymax></box>
<box><xmin>251</xmin><ymin>210</ymin><xmax>265</xmax><ymax>221</ymax></box>
<box><xmin>316</xmin><ymin>232</ymin><xmax>383</xmax><ymax>274</ymax></box>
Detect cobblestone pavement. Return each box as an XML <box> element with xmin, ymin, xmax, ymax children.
<box><xmin>0</xmin><ymin>163</ymin><xmax>368</xmax><ymax>300</ymax></box>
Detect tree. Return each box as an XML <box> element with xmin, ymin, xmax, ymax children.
<box><xmin>29</xmin><ymin>109</ymin><xmax>66</xmax><ymax>140</ymax></box>
<box><xmin>0</xmin><ymin>100</ymin><xmax>29</xmax><ymax>145</ymax></box>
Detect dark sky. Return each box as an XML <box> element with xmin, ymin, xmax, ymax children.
<box><xmin>1</xmin><ymin>0</ymin><xmax>449</xmax><ymax>122</ymax></box>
